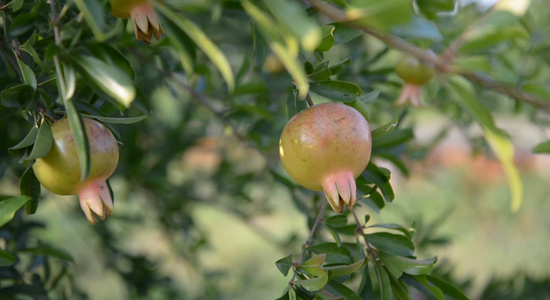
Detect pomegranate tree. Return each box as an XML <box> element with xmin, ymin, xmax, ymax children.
<box><xmin>394</xmin><ymin>53</ymin><xmax>436</xmax><ymax>107</ymax></box>
<box><xmin>109</xmin><ymin>0</ymin><xmax>164</xmax><ymax>44</ymax></box>
<box><xmin>279</xmin><ymin>102</ymin><xmax>372</xmax><ymax>213</ymax></box>
<box><xmin>33</xmin><ymin>118</ymin><xmax>119</xmax><ymax>224</ymax></box>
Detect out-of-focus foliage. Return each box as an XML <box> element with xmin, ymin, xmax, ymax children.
<box><xmin>1</xmin><ymin>0</ymin><xmax>550</xmax><ymax>299</ymax></box>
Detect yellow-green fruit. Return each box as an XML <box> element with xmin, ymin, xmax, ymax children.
<box><xmin>279</xmin><ymin>102</ymin><xmax>372</xmax><ymax>213</ymax></box>
<box><xmin>395</xmin><ymin>54</ymin><xmax>435</xmax><ymax>86</ymax></box>
<box><xmin>33</xmin><ymin>118</ymin><xmax>119</xmax><ymax>224</ymax></box>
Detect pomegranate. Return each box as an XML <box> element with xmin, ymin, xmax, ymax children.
<box><xmin>279</xmin><ymin>102</ymin><xmax>372</xmax><ymax>213</ymax></box>
<box><xmin>394</xmin><ymin>53</ymin><xmax>435</xmax><ymax>107</ymax></box>
<box><xmin>33</xmin><ymin>118</ymin><xmax>119</xmax><ymax>224</ymax></box>
<box><xmin>109</xmin><ymin>0</ymin><xmax>164</xmax><ymax>44</ymax></box>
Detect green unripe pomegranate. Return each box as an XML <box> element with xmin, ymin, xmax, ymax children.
<box><xmin>394</xmin><ymin>53</ymin><xmax>436</xmax><ymax>107</ymax></box>
<box><xmin>395</xmin><ymin>54</ymin><xmax>435</xmax><ymax>86</ymax></box>
<box><xmin>279</xmin><ymin>102</ymin><xmax>372</xmax><ymax>213</ymax></box>
<box><xmin>33</xmin><ymin>118</ymin><xmax>119</xmax><ymax>224</ymax></box>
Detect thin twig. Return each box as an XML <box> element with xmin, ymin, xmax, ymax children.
<box><xmin>304</xmin><ymin>0</ymin><xmax>550</xmax><ymax>113</ymax></box>
<box><xmin>290</xmin><ymin>201</ymin><xmax>328</xmax><ymax>284</ymax></box>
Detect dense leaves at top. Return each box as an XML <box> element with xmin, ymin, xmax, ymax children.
<box><xmin>1</xmin><ymin>0</ymin><xmax>550</xmax><ymax>298</ymax></box>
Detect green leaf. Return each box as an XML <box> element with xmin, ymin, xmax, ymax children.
<box><xmin>242</xmin><ymin>0</ymin><xmax>309</xmax><ymax>99</ymax></box>
<box><xmin>371</xmin><ymin>116</ymin><xmax>399</xmax><ymax>140</ymax></box>
<box><xmin>358</xmin><ymin>89</ymin><xmax>380</xmax><ymax>103</ymax></box>
<box><xmin>402</xmin><ymin>275</ymin><xmax>445</xmax><ymax>300</ymax></box>
<box><xmin>15</xmin><ymin>55</ymin><xmax>37</xmax><ymax>90</ymax></box>
<box><xmin>310</xmin><ymin>80</ymin><xmax>362</xmax><ymax>102</ymax></box>
<box><xmin>158</xmin><ymin>6</ymin><xmax>235</xmax><ymax>92</ymax></box>
<box><xmin>20</xmin><ymin>245</ymin><xmax>74</xmax><ymax>262</ymax></box>
<box><xmin>262</xmin><ymin>0</ymin><xmax>321</xmax><ymax>52</ymax></box>
<box><xmin>25</xmin><ymin>121</ymin><xmax>53</xmax><ymax>161</ymax></box>
<box><xmin>295</xmin><ymin>271</ymin><xmax>328</xmax><ymax>292</ymax></box>
<box><xmin>392</xmin><ymin>17</ymin><xmax>443</xmax><ymax>41</ymax></box>
<box><xmin>449</xmin><ymin>76</ymin><xmax>523</xmax><ymax>212</ymax></box>
<box><xmin>286</xmin><ymin>89</ymin><xmax>308</xmax><ymax>119</ymax></box>
<box><xmin>0</xmin><ymin>195</ymin><xmax>31</xmax><ymax>227</ymax></box>
<box><xmin>316</xmin><ymin>25</ymin><xmax>335</xmax><ymax>52</ymax></box>
<box><xmin>72</xmin><ymin>0</ymin><xmax>105</xmax><ymax>41</ymax></box>
<box><xmin>425</xmin><ymin>275</ymin><xmax>469</xmax><ymax>300</ymax></box>
<box><xmin>325</xmin><ymin>225</ymin><xmax>342</xmax><ymax>247</ymax></box>
<box><xmin>65</xmin><ymin>100</ymin><xmax>90</xmax><ymax>181</ymax></box>
<box><xmin>328</xmin><ymin>57</ymin><xmax>352</xmax><ymax>75</ymax></box>
<box><xmin>368</xmin><ymin>223</ymin><xmax>412</xmax><ymax>239</ymax></box>
<box><xmin>360</xmin><ymin>190</ymin><xmax>385</xmax><ymax>213</ymax></box>
<box><xmin>346</xmin><ymin>99</ymin><xmax>371</xmax><ymax>121</ymax></box>
<box><xmin>299</xmin><ymin>253</ymin><xmax>326</xmax><ymax>277</ymax></box>
<box><xmin>61</xmin><ymin>62</ymin><xmax>76</xmax><ymax>101</ymax></box>
<box><xmin>533</xmin><ymin>140</ymin><xmax>550</xmax><ymax>154</ymax></box>
<box><xmin>326</xmin><ymin>215</ymin><xmax>348</xmax><ymax>228</ymax></box>
<box><xmin>362</xmin><ymin>162</ymin><xmax>394</xmax><ymax>202</ymax></box>
<box><xmin>365</xmin><ymin>232</ymin><xmax>414</xmax><ymax>257</ymax></box>
<box><xmin>390</xmin><ymin>276</ymin><xmax>412</xmax><ymax>300</ymax></box>
<box><xmin>9</xmin><ymin>126</ymin><xmax>38</xmax><ymax>150</ymax></box>
<box><xmin>0</xmin><ymin>248</ymin><xmax>16</xmax><ymax>267</ymax></box>
<box><xmin>324</xmin><ymin>280</ymin><xmax>363</xmax><ymax>300</ymax></box>
<box><xmin>347</xmin><ymin>0</ymin><xmax>413</xmax><ymax>31</ymax></box>
<box><xmin>72</xmin><ymin>54</ymin><xmax>136</xmax><ymax>107</ymax></box>
<box><xmin>376</xmin><ymin>265</ymin><xmax>392</xmax><ymax>300</ymax></box>
<box><xmin>311</xmin><ymin>243</ymin><xmax>352</xmax><ymax>264</ymax></box>
<box><xmin>415</xmin><ymin>0</ymin><xmax>456</xmax><ymax>20</ymax></box>
<box><xmin>378</xmin><ymin>253</ymin><xmax>436</xmax><ymax>278</ymax></box>
<box><xmin>276</xmin><ymin>254</ymin><xmax>293</xmax><ymax>276</ymax></box>
<box><xmin>20</xmin><ymin>168</ymin><xmax>40</xmax><ymax>215</ymax></box>
<box><xmin>80</xmin><ymin>114</ymin><xmax>149</xmax><ymax>124</ymax></box>
<box><xmin>325</xmin><ymin>258</ymin><xmax>366</xmax><ymax>277</ymax></box>
<box><xmin>372</xmin><ymin>128</ymin><xmax>414</xmax><ymax>149</ymax></box>
<box><xmin>332</xmin><ymin>23</ymin><xmax>363</xmax><ymax>44</ymax></box>
<box><xmin>1</xmin><ymin>84</ymin><xmax>34</xmax><ymax>108</ymax></box>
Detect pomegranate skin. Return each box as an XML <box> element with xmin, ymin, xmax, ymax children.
<box><xmin>33</xmin><ymin>118</ymin><xmax>119</xmax><ymax>223</ymax></box>
<box><xmin>279</xmin><ymin>102</ymin><xmax>372</xmax><ymax>212</ymax></box>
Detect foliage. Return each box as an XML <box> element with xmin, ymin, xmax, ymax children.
<box><xmin>1</xmin><ymin>0</ymin><xmax>550</xmax><ymax>299</ymax></box>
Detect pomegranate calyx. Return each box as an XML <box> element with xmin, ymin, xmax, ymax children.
<box><xmin>130</xmin><ymin>4</ymin><xmax>164</xmax><ymax>44</ymax></box>
<box><xmin>322</xmin><ymin>171</ymin><xmax>357</xmax><ymax>214</ymax></box>
<box><xmin>394</xmin><ymin>84</ymin><xmax>424</xmax><ymax>107</ymax></box>
<box><xmin>78</xmin><ymin>180</ymin><xmax>114</xmax><ymax>224</ymax></box>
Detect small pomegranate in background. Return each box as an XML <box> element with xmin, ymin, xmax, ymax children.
<box><xmin>394</xmin><ymin>52</ymin><xmax>436</xmax><ymax>107</ymax></box>
<box><xmin>109</xmin><ymin>0</ymin><xmax>164</xmax><ymax>44</ymax></box>
<box><xmin>279</xmin><ymin>102</ymin><xmax>372</xmax><ymax>213</ymax></box>
<box><xmin>33</xmin><ymin>118</ymin><xmax>119</xmax><ymax>224</ymax></box>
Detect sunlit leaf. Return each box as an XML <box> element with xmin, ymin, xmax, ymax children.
<box><xmin>378</xmin><ymin>253</ymin><xmax>436</xmax><ymax>278</ymax></box>
<box><xmin>295</xmin><ymin>271</ymin><xmax>328</xmax><ymax>291</ymax></box>
<box><xmin>325</xmin><ymin>258</ymin><xmax>366</xmax><ymax>277</ymax></box>
<box><xmin>0</xmin><ymin>195</ymin><xmax>31</xmax><ymax>227</ymax></box>
<box><xmin>371</xmin><ymin>116</ymin><xmax>399</xmax><ymax>139</ymax></box>
<box><xmin>158</xmin><ymin>5</ymin><xmax>235</xmax><ymax>92</ymax></box>
<box><xmin>25</xmin><ymin>120</ymin><xmax>52</xmax><ymax>160</ymax></box>
<box><xmin>65</xmin><ymin>100</ymin><xmax>90</xmax><ymax>181</ymax></box>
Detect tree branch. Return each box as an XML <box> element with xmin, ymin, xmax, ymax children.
<box><xmin>304</xmin><ymin>0</ymin><xmax>550</xmax><ymax>113</ymax></box>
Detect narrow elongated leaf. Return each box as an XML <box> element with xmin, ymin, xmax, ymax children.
<box><xmin>378</xmin><ymin>253</ymin><xmax>436</xmax><ymax>278</ymax></box>
<box><xmin>0</xmin><ymin>248</ymin><xmax>16</xmax><ymax>267</ymax></box>
<box><xmin>362</xmin><ymin>162</ymin><xmax>394</xmax><ymax>202</ymax></box>
<box><xmin>533</xmin><ymin>140</ymin><xmax>550</xmax><ymax>154</ymax></box>
<box><xmin>368</xmin><ymin>223</ymin><xmax>412</xmax><ymax>239</ymax></box>
<box><xmin>390</xmin><ymin>276</ymin><xmax>412</xmax><ymax>300</ymax></box>
<box><xmin>324</xmin><ymin>280</ymin><xmax>363</xmax><ymax>300</ymax></box>
<box><xmin>0</xmin><ymin>196</ymin><xmax>31</xmax><ymax>227</ymax></box>
<box><xmin>9</xmin><ymin>126</ymin><xmax>38</xmax><ymax>150</ymax></box>
<box><xmin>276</xmin><ymin>255</ymin><xmax>293</xmax><ymax>276</ymax></box>
<box><xmin>325</xmin><ymin>258</ymin><xmax>366</xmax><ymax>277</ymax></box>
<box><xmin>158</xmin><ymin>6</ymin><xmax>234</xmax><ymax>92</ymax></box>
<box><xmin>372</xmin><ymin>128</ymin><xmax>414</xmax><ymax>149</ymax></box>
<box><xmin>262</xmin><ymin>0</ymin><xmax>321</xmax><ymax>52</ymax></box>
<box><xmin>72</xmin><ymin>54</ymin><xmax>136</xmax><ymax>107</ymax></box>
<box><xmin>80</xmin><ymin>114</ymin><xmax>148</xmax><ymax>124</ymax></box>
<box><xmin>295</xmin><ymin>271</ymin><xmax>328</xmax><ymax>292</ymax></box>
<box><xmin>426</xmin><ymin>275</ymin><xmax>469</xmax><ymax>300</ymax></box>
<box><xmin>376</xmin><ymin>265</ymin><xmax>392</xmax><ymax>300</ymax></box>
<box><xmin>20</xmin><ymin>167</ymin><xmax>40</xmax><ymax>215</ymax></box>
<box><xmin>72</xmin><ymin>0</ymin><xmax>105</xmax><ymax>41</ymax></box>
<box><xmin>15</xmin><ymin>55</ymin><xmax>37</xmax><ymax>90</ymax></box>
<box><xmin>65</xmin><ymin>101</ymin><xmax>90</xmax><ymax>181</ymax></box>
<box><xmin>365</xmin><ymin>232</ymin><xmax>414</xmax><ymax>257</ymax></box>
<box><xmin>402</xmin><ymin>275</ymin><xmax>445</xmax><ymax>300</ymax></box>
<box><xmin>371</xmin><ymin>116</ymin><xmax>399</xmax><ymax>139</ymax></box>
<box><xmin>449</xmin><ymin>76</ymin><xmax>523</xmax><ymax>211</ymax></box>
<box><xmin>61</xmin><ymin>62</ymin><xmax>76</xmax><ymax>101</ymax></box>
<box><xmin>310</xmin><ymin>80</ymin><xmax>362</xmax><ymax>102</ymax></box>
<box><xmin>25</xmin><ymin>121</ymin><xmax>52</xmax><ymax>160</ymax></box>
<box><xmin>20</xmin><ymin>245</ymin><xmax>74</xmax><ymax>262</ymax></box>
